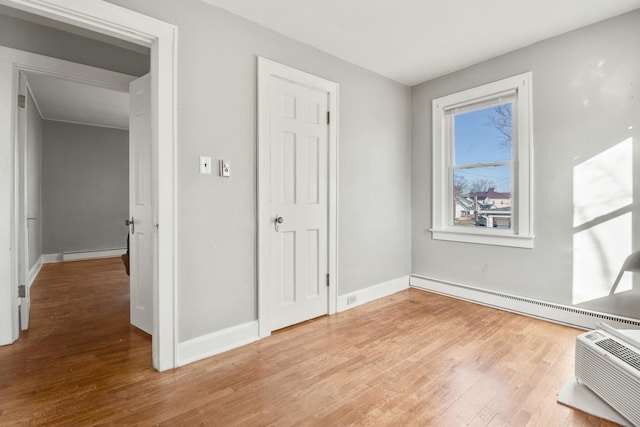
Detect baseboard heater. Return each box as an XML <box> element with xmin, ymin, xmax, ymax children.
<box><xmin>575</xmin><ymin>323</ymin><xmax>640</xmax><ymax>426</ymax></box>
<box><xmin>411</xmin><ymin>275</ymin><xmax>640</xmax><ymax>330</ymax></box>
<box><xmin>62</xmin><ymin>248</ymin><xmax>126</xmax><ymax>262</ymax></box>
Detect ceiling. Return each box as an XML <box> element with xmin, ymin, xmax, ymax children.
<box><xmin>26</xmin><ymin>73</ymin><xmax>129</xmax><ymax>130</ymax></box>
<box><xmin>0</xmin><ymin>5</ymin><xmax>133</xmax><ymax>130</ymax></box>
<box><xmin>12</xmin><ymin>1</ymin><xmax>640</xmax><ymax>128</ymax></box>
<box><xmin>202</xmin><ymin>0</ymin><xmax>640</xmax><ymax>86</ymax></box>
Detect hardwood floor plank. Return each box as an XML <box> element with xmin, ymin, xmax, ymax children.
<box><xmin>0</xmin><ymin>258</ymin><xmax>620</xmax><ymax>426</ymax></box>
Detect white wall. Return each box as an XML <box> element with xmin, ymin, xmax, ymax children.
<box><xmin>0</xmin><ymin>12</ymin><xmax>148</xmax><ymax>77</ymax></box>
<box><xmin>25</xmin><ymin>90</ymin><xmax>42</xmax><ymax>269</ymax></box>
<box><xmin>105</xmin><ymin>0</ymin><xmax>412</xmax><ymax>342</ymax></box>
<box><xmin>41</xmin><ymin>121</ymin><xmax>129</xmax><ymax>255</ymax></box>
<box><xmin>412</xmin><ymin>10</ymin><xmax>640</xmax><ymax>319</ymax></box>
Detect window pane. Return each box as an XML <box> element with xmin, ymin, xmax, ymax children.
<box><xmin>432</xmin><ymin>72</ymin><xmax>532</xmax><ymax>246</ymax></box>
<box><xmin>453</xmin><ymin>166</ymin><xmax>511</xmax><ymax>229</ymax></box>
<box><xmin>454</xmin><ymin>103</ymin><xmax>512</xmax><ymax>166</ymax></box>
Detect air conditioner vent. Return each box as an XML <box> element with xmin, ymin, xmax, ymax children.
<box><xmin>596</xmin><ymin>338</ymin><xmax>640</xmax><ymax>371</ymax></box>
<box><xmin>576</xmin><ymin>331</ymin><xmax>640</xmax><ymax>425</ymax></box>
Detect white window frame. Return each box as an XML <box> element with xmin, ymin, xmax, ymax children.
<box><xmin>431</xmin><ymin>72</ymin><xmax>534</xmax><ymax>248</ymax></box>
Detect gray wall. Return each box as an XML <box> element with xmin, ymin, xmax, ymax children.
<box><xmin>105</xmin><ymin>0</ymin><xmax>412</xmax><ymax>341</ymax></box>
<box><xmin>26</xmin><ymin>90</ymin><xmax>42</xmax><ymax>270</ymax></box>
<box><xmin>412</xmin><ymin>10</ymin><xmax>640</xmax><ymax>318</ymax></box>
<box><xmin>0</xmin><ymin>12</ymin><xmax>148</xmax><ymax>76</ymax></box>
<box><xmin>42</xmin><ymin>121</ymin><xmax>129</xmax><ymax>255</ymax></box>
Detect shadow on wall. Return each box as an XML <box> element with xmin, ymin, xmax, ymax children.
<box><xmin>573</xmin><ymin>136</ymin><xmax>638</xmax><ymax>317</ymax></box>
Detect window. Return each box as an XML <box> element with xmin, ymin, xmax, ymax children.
<box><xmin>431</xmin><ymin>73</ymin><xmax>533</xmax><ymax>248</ymax></box>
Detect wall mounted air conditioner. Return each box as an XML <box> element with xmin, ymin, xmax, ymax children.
<box><xmin>575</xmin><ymin>323</ymin><xmax>640</xmax><ymax>426</ymax></box>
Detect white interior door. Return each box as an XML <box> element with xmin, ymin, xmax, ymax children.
<box><xmin>270</xmin><ymin>76</ymin><xmax>329</xmax><ymax>330</ymax></box>
<box><xmin>129</xmin><ymin>74</ymin><xmax>153</xmax><ymax>334</ymax></box>
<box><xmin>17</xmin><ymin>73</ymin><xmax>29</xmax><ymax>330</ymax></box>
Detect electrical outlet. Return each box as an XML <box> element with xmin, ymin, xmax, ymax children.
<box><xmin>347</xmin><ymin>295</ymin><xmax>357</xmax><ymax>305</ymax></box>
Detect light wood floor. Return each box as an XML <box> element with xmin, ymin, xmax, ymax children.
<box><xmin>0</xmin><ymin>258</ymin><xmax>616</xmax><ymax>426</ymax></box>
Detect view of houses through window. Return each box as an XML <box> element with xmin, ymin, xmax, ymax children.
<box><xmin>452</xmin><ymin>102</ymin><xmax>513</xmax><ymax>229</ymax></box>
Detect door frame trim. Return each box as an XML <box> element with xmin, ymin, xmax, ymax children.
<box><xmin>0</xmin><ymin>0</ymin><xmax>178</xmax><ymax>371</ymax></box>
<box><xmin>256</xmin><ymin>57</ymin><xmax>339</xmax><ymax>338</ymax></box>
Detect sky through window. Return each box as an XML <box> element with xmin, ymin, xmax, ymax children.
<box><xmin>454</xmin><ymin>103</ymin><xmax>512</xmax><ymax>193</ymax></box>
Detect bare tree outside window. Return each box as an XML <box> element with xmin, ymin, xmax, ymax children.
<box><xmin>469</xmin><ymin>179</ymin><xmax>496</xmax><ymax>194</ymax></box>
<box><xmin>487</xmin><ymin>104</ymin><xmax>512</xmax><ymax>151</ymax></box>
<box><xmin>454</xmin><ymin>174</ymin><xmax>468</xmax><ymax>195</ymax></box>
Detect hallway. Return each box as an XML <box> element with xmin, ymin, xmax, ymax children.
<box><xmin>0</xmin><ymin>258</ymin><xmax>153</xmax><ymax>423</ymax></box>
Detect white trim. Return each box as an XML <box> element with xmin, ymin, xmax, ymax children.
<box><xmin>328</xmin><ymin>71</ymin><xmax>340</xmax><ymax>318</ymax></box>
<box><xmin>337</xmin><ymin>275</ymin><xmax>409</xmax><ymax>312</ymax></box>
<box><xmin>257</xmin><ymin>57</ymin><xmax>339</xmax><ymax>339</ymax></box>
<box><xmin>431</xmin><ymin>229</ymin><xmax>534</xmax><ymax>249</ymax></box>
<box><xmin>431</xmin><ymin>72</ymin><xmax>534</xmax><ymax>248</ymax></box>
<box><xmin>37</xmin><ymin>116</ymin><xmax>129</xmax><ymax>131</ymax></box>
<box><xmin>0</xmin><ymin>0</ymin><xmax>178</xmax><ymax>371</ymax></box>
<box><xmin>62</xmin><ymin>248</ymin><xmax>126</xmax><ymax>261</ymax></box>
<box><xmin>27</xmin><ymin>255</ymin><xmax>43</xmax><ymax>288</ymax></box>
<box><xmin>41</xmin><ymin>253</ymin><xmax>62</xmax><ymax>263</ymax></box>
<box><xmin>410</xmin><ymin>275</ymin><xmax>640</xmax><ymax>330</ymax></box>
<box><xmin>177</xmin><ymin>321</ymin><xmax>259</xmax><ymax>367</ymax></box>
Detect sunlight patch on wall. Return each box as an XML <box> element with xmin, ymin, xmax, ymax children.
<box><xmin>573</xmin><ymin>138</ymin><xmax>632</xmax><ymax>227</ymax></box>
<box><xmin>573</xmin><ymin>212</ymin><xmax>632</xmax><ymax>304</ymax></box>
<box><xmin>572</xmin><ymin>138</ymin><xmax>633</xmax><ymax>305</ymax></box>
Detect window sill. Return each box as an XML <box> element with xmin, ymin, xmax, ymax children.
<box><xmin>431</xmin><ymin>228</ymin><xmax>534</xmax><ymax>249</ymax></box>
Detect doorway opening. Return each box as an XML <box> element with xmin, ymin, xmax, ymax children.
<box><xmin>16</xmin><ymin>67</ymin><xmax>127</xmax><ymax>322</ymax></box>
<box><xmin>16</xmin><ymin>65</ymin><xmax>153</xmax><ymax>330</ymax></box>
<box><xmin>0</xmin><ymin>0</ymin><xmax>178</xmax><ymax>370</ymax></box>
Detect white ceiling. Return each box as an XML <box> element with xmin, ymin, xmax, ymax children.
<box><xmin>26</xmin><ymin>73</ymin><xmax>129</xmax><ymax>130</ymax></box>
<box><xmin>202</xmin><ymin>0</ymin><xmax>640</xmax><ymax>86</ymax></box>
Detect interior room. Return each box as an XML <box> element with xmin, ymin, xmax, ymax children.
<box><xmin>0</xmin><ymin>0</ymin><xmax>638</xmax><ymax>425</ymax></box>
<box><xmin>24</xmin><ymin>72</ymin><xmax>131</xmax><ymax>263</ymax></box>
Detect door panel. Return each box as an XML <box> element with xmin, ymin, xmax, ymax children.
<box><xmin>280</xmin><ymin>231</ymin><xmax>296</xmax><ymax>304</ymax></box>
<box><xmin>306</xmin><ymin>136</ymin><xmax>320</xmax><ymax>204</ymax></box>
<box><xmin>129</xmin><ymin>74</ymin><xmax>153</xmax><ymax>334</ymax></box>
<box><xmin>306</xmin><ymin>229</ymin><xmax>319</xmax><ymax>297</ymax></box>
<box><xmin>270</xmin><ymin>77</ymin><xmax>329</xmax><ymax>330</ymax></box>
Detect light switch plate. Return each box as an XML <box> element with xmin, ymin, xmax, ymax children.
<box><xmin>219</xmin><ymin>160</ymin><xmax>231</xmax><ymax>177</ymax></box>
<box><xmin>199</xmin><ymin>156</ymin><xmax>212</xmax><ymax>174</ymax></box>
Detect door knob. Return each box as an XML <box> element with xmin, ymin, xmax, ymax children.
<box><xmin>275</xmin><ymin>215</ymin><xmax>284</xmax><ymax>232</ymax></box>
<box><xmin>125</xmin><ymin>217</ymin><xmax>135</xmax><ymax>234</ymax></box>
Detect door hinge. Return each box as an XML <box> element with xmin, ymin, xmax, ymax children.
<box><xmin>18</xmin><ymin>285</ymin><xmax>25</xmax><ymax>298</ymax></box>
<box><xmin>17</xmin><ymin>94</ymin><xmax>25</xmax><ymax>109</ymax></box>
<box><xmin>326</xmin><ymin>111</ymin><xmax>330</xmax><ymax>125</ymax></box>
<box><xmin>326</xmin><ymin>273</ymin><xmax>330</xmax><ymax>287</ymax></box>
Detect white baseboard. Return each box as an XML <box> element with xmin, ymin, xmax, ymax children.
<box><xmin>27</xmin><ymin>255</ymin><xmax>43</xmax><ymax>288</ymax></box>
<box><xmin>42</xmin><ymin>253</ymin><xmax>63</xmax><ymax>263</ymax></box>
<box><xmin>337</xmin><ymin>275</ymin><xmax>410</xmax><ymax>312</ymax></box>
<box><xmin>177</xmin><ymin>276</ymin><xmax>409</xmax><ymax>367</ymax></box>
<box><xmin>43</xmin><ymin>249</ymin><xmax>126</xmax><ymax>263</ymax></box>
<box><xmin>410</xmin><ymin>275</ymin><xmax>640</xmax><ymax>330</ymax></box>
<box><xmin>177</xmin><ymin>321</ymin><xmax>259</xmax><ymax>367</ymax></box>
<box><xmin>63</xmin><ymin>248</ymin><xmax>126</xmax><ymax>261</ymax></box>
